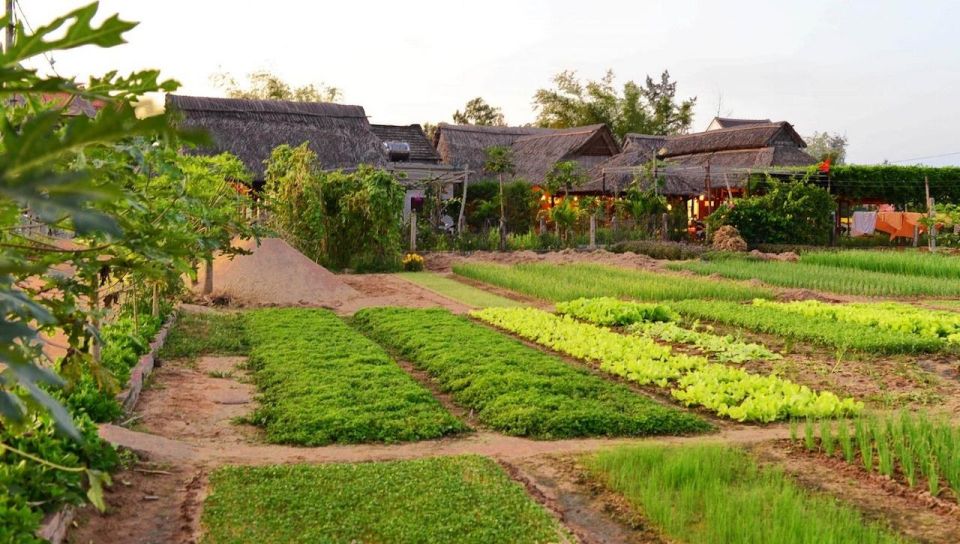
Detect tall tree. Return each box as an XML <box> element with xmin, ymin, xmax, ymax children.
<box><xmin>212</xmin><ymin>69</ymin><xmax>342</xmax><ymax>103</ymax></box>
<box><xmin>483</xmin><ymin>146</ymin><xmax>515</xmax><ymax>250</ymax></box>
<box><xmin>544</xmin><ymin>160</ymin><xmax>589</xmax><ymax>199</ymax></box>
<box><xmin>805</xmin><ymin>131</ymin><xmax>848</xmax><ymax>164</ymax></box>
<box><xmin>533</xmin><ymin>69</ymin><xmax>696</xmax><ymax>139</ymax></box>
<box><xmin>453</xmin><ymin>97</ymin><xmax>506</xmax><ymax>126</ymax></box>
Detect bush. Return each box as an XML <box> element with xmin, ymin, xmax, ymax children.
<box><xmin>401</xmin><ymin>253</ymin><xmax>424</xmax><ymax>271</ymax></box>
<box><xmin>708</xmin><ymin>180</ymin><xmax>833</xmax><ymax>245</ymax></box>
<box><xmin>464</xmin><ymin>180</ymin><xmax>540</xmax><ymax>234</ymax></box>
<box><xmin>265</xmin><ymin>143</ymin><xmax>404</xmax><ymax>272</ymax></box>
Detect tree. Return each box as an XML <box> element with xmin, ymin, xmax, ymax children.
<box><xmin>212</xmin><ymin>69</ymin><xmax>342</xmax><ymax>103</ymax></box>
<box><xmin>483</xmin><ymin>146</ymin><xmax>515</xmax><ymax>250</ymax></box>
<box><xmin>532</xmin><ymin>69</ymin><xmax>696</xmax><ymax>140</ymax></box>
<box><xmin>453</xmin><ymin>97</ymin><xmax>506</xmax><ymax>126</ymax></box>
<box><xmin>544</xmin><ymin>160</ymin><xmax>588</xmax><ymax>199</ymax></box>
<box><xmin>421</xmin><ymin>122</ymin><xmax>438</xmax><ymax>142</ymax></box>
<box><xmin>805</xmin><ymin>131</ymin><xmax>848</xmax><ymax>164</ymax></box>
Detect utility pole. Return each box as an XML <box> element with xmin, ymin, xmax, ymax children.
<box><xmin>5</xmin><ymin>0</ymin><xmax>14</xmax><ymax>53</ymax></box>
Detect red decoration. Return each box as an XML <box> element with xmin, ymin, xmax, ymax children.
<box><xmin>818</xmin><ymin>157</ymin><xmax>832</xmax><ymax>173</ymax></box>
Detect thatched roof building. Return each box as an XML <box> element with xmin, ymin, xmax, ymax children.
<box><xmin>370</xmin><ymin>124</ymin><xmax>441</xmax><ymax>164</ymax></box>
<box><xmin>433</xmin><ymin>123</ymin><xmax>619</xmax><ymax>184</ymax></box>
<box><xmin>165</xmin><ymin>95</ymin><xmax>386</xmax><ymax>181</ymax></box>
<box><xmin>578</xmin><ymin>121</ymin><xmax>817</xmax><ymax>197</ymax></box>
<box><xmin>705</xmin><ymin>117</ymin><xmax>772</xmax><ymax>131</ymax></box>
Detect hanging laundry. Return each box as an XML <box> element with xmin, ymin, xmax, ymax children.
<box><xmin>850</xmin><ymin>211</ymin><xmax>877</xmax><ymax>236</ymax></box>
<box><xmin>875</xmin><ymin>211</ymin><xmax>926</xmax><ymax>240</ymax></box>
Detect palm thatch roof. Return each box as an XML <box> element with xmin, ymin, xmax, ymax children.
<box><xmin>658</xmin><ymin>122</ymin><xmax>807</xmax><ymax>158</ymax></box>
<box><xmin>433</xmin><ymin>123</ymin><xmax>619</xmax><ymax>183</ymax></box>
<box><xmin>165</xmin><ymin>94</ymin><xmax>386</xmax><ymax>180</ymax></box>
<box><xmin>574</xmin><ymin>122</ymin><xmax>816</xmax><ymax>196</ymax></box>
<box><xmin>706</xmin><ymin>117</ymin><xmax>772</xmax><ymax>131</ymax></box>
<box><xmin>370</xmin><ymin>124</ymin><xmax>441</xmax><ymax>163</ymax></box>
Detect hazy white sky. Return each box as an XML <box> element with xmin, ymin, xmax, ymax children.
<box><xmin>20</xmin><ymin>0</ymin><xmax>960</xmax><ymax>165</ymax></box>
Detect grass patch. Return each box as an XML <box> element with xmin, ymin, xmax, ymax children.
<box><xmin>245</xmin><ymin>308</ymin><xmax>466</xmax><ymax>445</ymax></box>
<box><xmin>586</xmin><ymin>443</ymin><xmax>904</xmax><ymax>544</ymax></box>
<box><xmin>398</xmin><ymin>272</ymin><xmax>521</xmax><ymax>307</ymax></box>
<box><xmin>803</xmin><ymin>249</ymin><xmax>960</xmax><ymax>279</ymax></box>
<box><xmin>668</xmin><ymin>299</ymin><xmax>943</xmax><ymax>354</ymax></box>
<box><xmin>159</xmin><ymin>310</ymin><xmax>249</xmax><ymax>360</ymax></box>
<box><xmin>354</xmin><ymin>307</ymin><xmax>711</xmax><ymax>439</ymax></box>
<box><xmin>454</xmin><ymin>262</ymin><xmax>771</xmax><ymax>302</ymax></box>
<box><xmin>201</xmin><ymin>456</ymin><xmax>570</xmax><ymax>543</ymax></box>
<box><xmin>670</xmin><ymin>258</ymin><xmax>960</xmax><ymax>297</ymax></box>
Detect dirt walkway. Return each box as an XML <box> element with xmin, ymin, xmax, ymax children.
<box><xmin>337</xmin><ymin>273</ymin><xmax>471</xmax><ymax>315</ymax></box>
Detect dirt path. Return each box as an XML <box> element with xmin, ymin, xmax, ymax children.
<box><xmin>337</xmin><ymin>273</ymin><xmax>471</xmax><ymax>314</ymax></box>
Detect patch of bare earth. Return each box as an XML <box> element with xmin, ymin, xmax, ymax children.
<box><xmin>755</xmin><ymin>441</ymin><xmax>960</xmax><ymax>544</ymax></box>
<box><xmin>337</xmin><ymin>273</ymin><xmax>471</xmax><ymax>315</ymax></box>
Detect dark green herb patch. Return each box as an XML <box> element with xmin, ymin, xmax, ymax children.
<box><xmin>160</xmin><ymin>310</ymin><xmax>249</xmax><ymax>360</ymax></box>
<box><xmin>353</xmin><ymin>307</ymin><xmax>711</xmax><ymax>439</ymax></box>
<box><xmin>245</xmin><ymin>308</ymin><xmax>466</xmax><ymax>445</ymax></box>
<box><xmin>201</xmin><ymin>456</ymin><xmax>569</xmax><ymax>543</ymax></box>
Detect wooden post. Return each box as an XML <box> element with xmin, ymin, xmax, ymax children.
<box><xmin>90</xmin><ymin>277</ymin><xmax>100</xmax><ymax>363</ymax></box>
<box><xmin>203</xmin><ymin>258</ymin><xmax>214</xmax><ymax>295</ymax></box>
<box><xmin>151</xmin><ymin>283</ymin><xmax>159</xmax><ymax>317</ymax></box>
<box><xmin>589</xmin><ymin>214</ymin><xmax>597</xmax><ymax>249</ymax></box>
<box><xmin>829</xmin><ymin>211</ymin><xmax>837</xmax><ymax>246</ymax></box>
<box><xmin>661</xmin><ymin>212</ymin><xmax>670</xmax><ymax>242</ymax></box>
<box><xmin>410</xmin><ymin>210</ymin><xmax>417</xmax><ymax>252</ymax></box>
<box><xmin>539</xmin><ymin>215</ymin><xmax>546</xmax><ymax>235</ymax></box>
<box><xmin>913</xmin><ymin>224</ymin><xmax>920</xmax><ymax>247</ymax></box>
<box><xmin>926</xmin><ymin>177</ymin><xmax>936</xmax><ymax>252</ymax></box>
<box><xmin>457</xmin><ymin>171</ymin><xmax>468</xmax><ymax>235</ymax></box>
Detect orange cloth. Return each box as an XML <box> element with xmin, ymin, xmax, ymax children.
<box><xmin>875</xmin><ymin>211</ymin><xmax>925</xmax><ymax>240</ymax></box>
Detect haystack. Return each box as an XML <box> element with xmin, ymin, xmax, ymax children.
<box><xmin>712</xmin><ymin>225</ymin><xmax>748</xmax><ymax>252</ymax></box>
<box><xmin>194</xmin><ymin>238</ymin><xmax>359</xmax><ymax>307</ymax></box>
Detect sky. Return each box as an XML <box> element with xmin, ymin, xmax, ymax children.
<box><xmin>19</xmin><ymin>0</ymin><xmax>960</xmax><ymax>166</ymax></box>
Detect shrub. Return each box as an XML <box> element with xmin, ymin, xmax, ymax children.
<box><xmin>708</xmin><ymin>180</ymin><xmax>833</xmax><ymax>245</ymax></box>
<box><xmin>609</xmin><ymin>240</ymin><xmax>712</xmax><ymax>260</ymax></box>
<box><xmin>265</xmin><ymin>143</ymin><xmax>404</xmax><ymax>271</ymax></box>
<box><xmin>401</xmin><ymin>253</ymin><xmax>425</xmax><ymax>271</ymax></box>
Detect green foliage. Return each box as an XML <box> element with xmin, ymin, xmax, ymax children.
<box><xmin>245</xmin><ymin>309</ymin><xmax>465</xmax><ymax>445</ymax></box>
<box><xmin>354</xmin><ymin>307</ymin><xmax>711</xmax><ymax>438</ymax></box>
<box><xmin>672</xmin><ymin>257</ymin><xmax>960</xmax><ymax>297</ymax></box>
<box><xmin>609</xmin><ymin>240</ymin><xmax>713</xmax><ymax>260</ymax></box>
<box><xmin>707</xmin><ymin>180</ymin><xmax>834</xmax><ymax>245</ymax></box>
<box><xmin>533</xmin><ymin>69</ymin><xmax>695</xmax><ymax>139</ymax></box>
<box><xmin>265</xmin><ymin>144</ymin><xmax>405</xmax><ymax>271</ymax></box>
<box><xmin>475</xmin><ymin>307</ymin><xmax>859</xmax><ymax>422</ymax></box>
<box><xmin>796</xmin><ymin>411</ymin><xmax>960</xmax><ymax>505</ymax></box>
<box><xmin>212</xmin><ymin>69</ymin><xmax>341</xmax><ymax>103</ymax></box>
<box><xmin>543</xmin><ymin>160</ymin><xmax>588</xmax><ymax>197</ymax></box>
<box><xmin>452</xmin><ymin>97</ymin><xmax>505</xmax><ymax>126</ymax></box>
<box><xmin>463</xmin><ymin>180</ymin><xmax>539</xmax><ymax>233</ymax></box>
<box><xmin>159</xmin><ymin>311</ymin><xmax>250</xmax><ymax>360</ymax></box>
<box><xmin>824</xmin><ymin>164</ymin><xmax>960</xmax><ymax>207</ymax></box>
<box><xmin>586</xmin><ymin>444</ymin><xmax>904</xmax><ymax>544</ymax></box>
<box><xmin>1</xmin><ymin>413</ymin><xmax>118</xmax><ymax>541</ymax></box>
<box><xmin>804</xmin><ymin>131</ymin><xmax>848</xmax><ymax>164</ymax></box>
<box><xmin>629</xmin><ymin>321</ymin><xmax>781</xmax><ymax>364</ymax></box>
<box><xmin>202</xmin><ymin>456</ymin><xmax>569</xmax><ymax>543</ymax></box>
<box><xmin>453</xmin><ymin>262</ymin><xmax>772</xmax><ymax>302</ymax></box>
<box><xmin>668</xmin><ymin>299</ymin><xmax>941</xmax><ymax>354</ymax></box>
<box><xmin>556</xmin><ymin>297</ymin><xmax>676</xmax><ymax>326</ymax></box>
<box><xmin>802</xmin><ymin>249</ymin><xmax>960</xmax><ymax>279</ymax></box>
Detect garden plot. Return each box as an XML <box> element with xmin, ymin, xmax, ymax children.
<box><xmin>201</xmin><ymin>456</ymin><xmax>570</xmax><ymax>544</ymax></box>
<box><xmin>245</xmin><ymin>308</ymin><xmax>466</xmax><ymax>445</ymax></box>
<box><xmin>354</xmin><ymin>307</ymin><xmax>711</xmax><ymax>438</ymax></box>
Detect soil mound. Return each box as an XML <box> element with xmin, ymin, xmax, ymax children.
<box><xmin>194</xmin><ymin>238</ymin><xmax>358</xmax><ymax>308</ymax></box>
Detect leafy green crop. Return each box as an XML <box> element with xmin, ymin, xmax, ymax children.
<box><xmin>354</xmin><ymin>307</ymin><xmax>711</xmax><ymax>438</ymax></box>
<box><xmin>668</xmin><ymin>300</ymin><xmax>941</xmax><ymax>354</ymax></box>
<box><xmin>453</xmin><ymin>262</ymin><xmax>772</xmax><ymax>302</ymax></box>
<box><xmin>202</xmin><ymin>456</ymin><xmax>571</xmax><ymax>543</ymax></box>
<box><xmin>556</xmin><ymin>296</ymin><xmax>676</xmax><ymax>326</ymax></box>
<box><xmin>629</xmin><ymin>321</ymin><xmax>781</xmax><ymax>363</ymax></box>
<box><xmin>802</xmin><ymin>250</ymin><xmax>960</xmax><ymax>279</ymax></box>
<box><xmin>245</xmin><ymin>309</ymin><xmax>466</xmax><ymax>445</ymax></box>
<box><xmin>754</xmin><ymin>299</ymin><xmax>960</xmax><ymax>345</ymax></box>
<box><xmin>473</xmin><ymin>307</ymin><xmax>861</xmax><ymax>422</ymax></box>
<box><xmin>586</xmin><ymin>443</ymin><xmax>904</xmax><ymax>544</ymax></box>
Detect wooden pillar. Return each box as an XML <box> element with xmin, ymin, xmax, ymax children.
<box><xmin>410</xmin><ymin>210</ymin><xmax>417</xmax><ymax>252</ymax></box>
<box><xmin>589</xmin><ymin>214</ymin><xmax>597</xmax><ymax>249</ymax></box>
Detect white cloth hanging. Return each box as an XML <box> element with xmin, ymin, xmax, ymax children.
<box><xmin>851</xmin><ymin>211</ymin><xmax>877</xmax><ymax>237</ymax></box>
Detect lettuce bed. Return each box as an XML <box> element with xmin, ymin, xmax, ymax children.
<box><xmin>245</xmin><ymin>308</ymin><xmax>466</xmax><ymax>445</ymax></box>
<box><xmin>353</xmin><ymin>307</ymin><xmax>711</xmax><ymax>439</ymax></box>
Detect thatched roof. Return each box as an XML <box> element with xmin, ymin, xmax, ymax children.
<box><xmin>433</xmin><ymin>123</ymin><xmax>618</xmax><ymax>183</ymax></box>
<box><xmin>511</xmin><ymin>125</ymin><xmax>619</xmax><ymax>183</ymax></box>
<box><xmin>433</xmin><ymin>123</ymin><xmax>554</xmax><ymax>176</ymax></box>
<box><xmin>165</xmin><ymin>94</ymin><xmax>386</xmax><ymax>180</ymax></box>
<box><xmin>370</xmin><ymin>124</ymin><xmax>441</xmax><ymax>163</ymax></box>
<box><xmin>659</xmin><ymin>122</ymin><xmax>806</xmax><ymax>158</ymax></box>
<box><xmin>575</xmin><ymin>122</ymin><xmax>816</xmax><ymax>197</ymax></box>
<box><xmin>706</xmin><ymin>117</ymin><xmax>772</xmax><ymax>131</ymax></box>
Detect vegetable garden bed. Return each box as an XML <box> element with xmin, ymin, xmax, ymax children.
<box><xmin>354</xmin><ymin>307</ymin><xmax>711</xmax><ymax>438</ymax></box>
<box><xmin>201</xmin><ymin>456</ymin><xmax>570</xmax><ymax>543</ymax></box>
<box><xmin>245</xmin><ymin>308</ymin><xmax>466</xmax><ymax>445</ymax></box>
